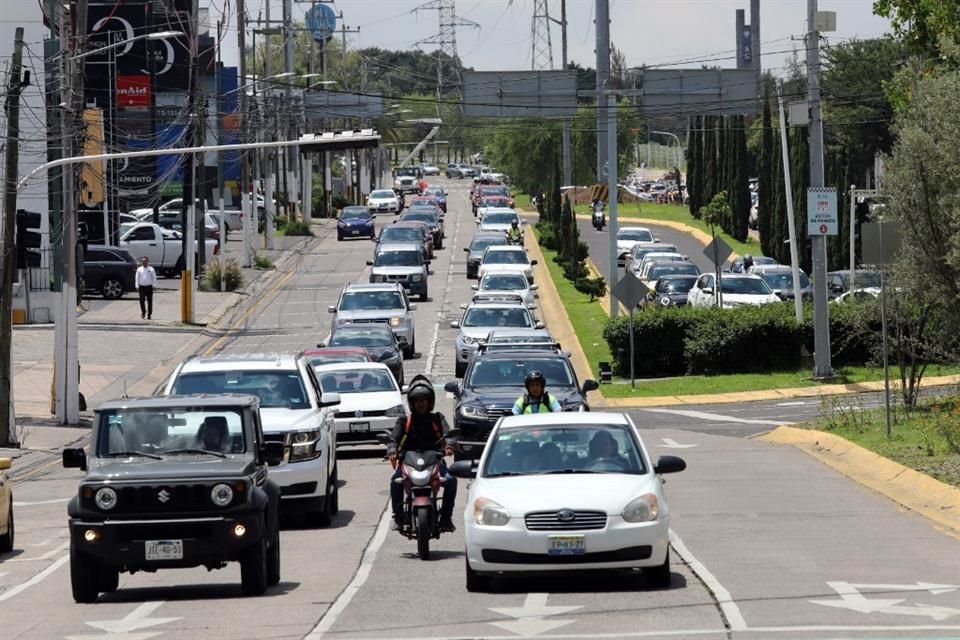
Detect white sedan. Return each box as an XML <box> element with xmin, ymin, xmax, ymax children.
<box><xmin>478</xmin><ymin>246</ymin><xmax>537</xmax><ymax>283</ymax></box>
<box><xmin>616</xmin><ymin>227</ymin><xmax>657</xmax><ymax>265</ymax></box>
<box><xmin>313</xmin><ymin>362</ymin><xmax>406</xmax><ymax>446</ymax></box>
<box><xmin>449</xmin><ymin>412</ymin><xmax>686</xmax><ymax>592</ymax></box>
<box><xmin>367</xmin><ymin>189</ymin><xmax>401</xmax><ymax>214</ymax></box>
<box><xmin>687</xmin><ymin>273</ymin><xmax>781</xmax><ymax>308</ymax></box>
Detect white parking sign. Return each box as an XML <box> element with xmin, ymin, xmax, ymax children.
<box><xmin>807</xmin><ymin>187</ymin><xmax>838</xmax><ymax>236</ymax></box>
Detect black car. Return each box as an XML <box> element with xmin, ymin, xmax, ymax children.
<box><xmin>62</xmin><ymin>395</ymin><xmax>283</xmax><ymax>602</ymax></box>
<box><xmin>400</xmin><ymin>209</ymin><xmax>444</xmax><ymax>249</ymax></box>
<box><xmin>648</xmin><ymin>274</ymin><xmax>698</xmax><ymax>307</ymax></box>
<box><xmin>82</xmin><ymin>245</ymin><xmax>137</xmax><ymax>299</ymax></box>
<box><xmin>463</xmin><ymin>231</ymin><xmax>509</xmax><ymax>279</ymax></box>
<box><xmin>321</xmin><ymin>325</ymin><xmax>405</xmax><ymax>386</ymax></box>
<box><xmin>443</xmin><ymin>350</ymin><xmax>599</xmax><ymax>460</ymax></box>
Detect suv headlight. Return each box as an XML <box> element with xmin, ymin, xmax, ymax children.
<box><xmin>371</xmin><ymin>274</ymin><xmax>385</xmax><ymax>283</ymax></box>
<box><xmin>410</xmin><ymin>274</ymin><xmax>423</xmax><ymax>282</ymax></box>
<box><xmin>562</xmin><ymin>403</ymin><xmax>584</xmax><ymax>412</ymax></box>
<box><xmin>385</xmin><ymin>404</ymin><xmax>405</xmax><ymax>417</ymax></box>
<box><xmin>211</xmin><ymin>483</ymin><xmax>234</xmax><ymax>507</ymax></box>
<box><xmin>473</xmin><ymin>497</ymin><xmax>510</xmax><ymax>526</ymax></box>
<box><xmin>460</xmin><ymin>405</ymin><xmax>487</xmax><ymax>418</ymax></box>
<box><xmin>622</xmin><ymin>493</ymin><xmax>659</xmax><ymax>523</ymax></box>
<box><xmin>94</xmin><ymin>486</ymin><xmax>117</xmax><ymax>511</ymax></box>
<box><xmin>460</xmin><ymin>335</ymin><xmax>477</xmax><ymax>345</ymax></box>
<box><xmin>289</xmin><ymin>429</ymin><xmax>322</xmax><ymax>462</ymax></box>
<box><xmin>390</xmin><ymin>316</ymin><xmax>402</xmax><ymax>326</ymax></box>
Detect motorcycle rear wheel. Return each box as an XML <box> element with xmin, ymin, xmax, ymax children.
<box><xmin>416</xmin><ymin>508</ymin><xmax>432</xmax><ymax>560</ymax></box>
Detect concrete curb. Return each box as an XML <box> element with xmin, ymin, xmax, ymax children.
<box><xmin>756</xmin><ymin>425</ymin><xmax>960</xmax><ymax>537</ymax></box>
<box><xmin>573</xmin><ymin>212</ymin><xmax>738</xmax><ymax>257</ymax></box>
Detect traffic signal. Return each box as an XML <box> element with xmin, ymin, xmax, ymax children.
<box><xmin>15</xmin><ymin>209</ymin><xmax>41</xmax><ymax>269</ymax></box>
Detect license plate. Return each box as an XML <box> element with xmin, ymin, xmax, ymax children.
<box><xmin>351</xmin><ymin>229</ymin><xmax>360</xmax><ymax>235</ymax></box>
<box><xmin>145</xmin><ymin>539</ymin><xmax>183</xmax><ymax>561</ymax></box>
<box><xmin>349</xmin><ymin>421</ymin><xmax>369</xmax><ymax>432</ymax></box>
<box><xmin>548</xmin><ymin>535</ymin><xmax>585</xmax><ymax>556</ymax></box>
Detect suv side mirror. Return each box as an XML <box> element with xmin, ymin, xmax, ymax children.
<box><xmin>448</xmin><ymin>459</ymin><xmax>476</xmax><ymax>479</ymax></box>
<box><xmin>63</xmin><ymin>447</ymin><xmax>87</xmax><ymax>470</ymax></box>
<box><xmin>582</xmin><ymin>379</ymin><xmax>600</xmax><ymax>393</ymax></box>
<box><xmin>530</xmin><ymin>259</ymin><xmax>539</xmax><ymax>266</ymax></box>
<box><xmin>319</xmin><ymin>392</ymin><xmax>341</xmax><ymax>407</ymax></box>
<box><xmin>262</xmin><ymin>442</ymin><xmax>285</xmax><ymax>466</ymax></box>
<box><xmin>654</xmin><ymin>455</ymin><xmax>687</xmax><ymax>475</ymax></box>
<box><xmin>327</xmin><ymin>305</ymin><xmax>336</xmax><ymax>313</ymax></box>
<box><xmin>408</xmin><ymin>303</ymin><xmax>417</xmax><ymax>311</ymax></box>
<box><xmin>366</xmin><ymin>260</ymin><xmax>374</xmax><ymax>266</ymax></box>
<box><xmin>444</xmin><ymin>381</ymin><xmax>460</xmax><ymax>395</ymax></box>
<box><xmin>463</xmin><ymin>247</ymin><xmax>470</xmax><ymax>252</ymax></box>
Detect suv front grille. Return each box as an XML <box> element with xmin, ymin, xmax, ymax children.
<box><xmin>85</xmin><ymin>484</ymin><xmax>225</xmax><ymax>515</ymax></box>
<box><xmin>335</xmin><ymin>409</ymin><xmax>387</xmax><ymax>418</ymax></box>
<box><xmin>385</xmin><ymin>274</ymin><xmax>410</xmax><ymax>282</ymax></box>
<box><xmin>349</xmin><ymin>318</ymin><xmax>389</xmax><ymax>324</ymax></box>
<box><xmin>525</xmin><ymin>510</ymin><xmax>607</xmax><ymax>531</ymax></box>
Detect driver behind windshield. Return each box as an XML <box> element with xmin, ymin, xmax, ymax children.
<box><xmin>588</xmin><ymin>430</ymin><xmax>626</xmax><ymax>467</ymax></box>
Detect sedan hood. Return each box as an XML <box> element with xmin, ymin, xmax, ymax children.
<box><xmin>259</xmin><ymin>407</ymin><xmax>322</xmax><ymax>433</ymax></box>
<box><xmin>336</xmin><ymin>310</ymin><xmax>404</xmax><ymax>323</ymax></box>
<box><xmin>372</xmin><ymin>266</ymin><xmax>423</xmax><ymax>276</ymax></box>
<box><xmin>85</xmin><ymin>457</ymin><xmax>256</xmax><ymax>482</ymax></box>
<box><xmin>335</xmin><ymin>391</ymin><xmax>403</xmax><ymax>413</ymax></box>
<box><xmin>721</xmin><ymin>293</ymin><xmax>781</xmax><ymax>306</ymax></box>
<box><xmin>477</xmin><ymin>474</ymin><xmax>657</xmax><ymax>517</ymax></box>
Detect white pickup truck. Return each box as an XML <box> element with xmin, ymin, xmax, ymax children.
<box><xmin>119</xmin><ymin>222</ymin><xmax>218</xmax><ymax>277</ymax></box>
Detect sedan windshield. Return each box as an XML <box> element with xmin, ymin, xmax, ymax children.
<box><xmin>341</xmin><ymin>207</ymin><xmax>372</xmax><ymax>220</ymax></box>
<box><xmin>470</xmin><ymin>237</ymin><xmax>507</xmax><ymax>253</ymax></box>
<box><xmin>483</xmin><ymin>250</ymin><xmax>528</xmax><ymax>265</ymax></box>
<box><xmin>618</xmin><ymin>229</ymin><xmax>654</xmax><ymax>242</ymax></box>
<box><xmin>482</xmin><ymin>187</ymin><xmax>508</xmax><ymax>197</ymax></box>
<box><xmin>381</xmin><ymin>228</ymin><xmax>421</xmax><ymax>243</ymax></box>
<box><xmin>657</xmin><ymin>277</ymin><xmax>697</xmax><ymax>294</ymax></box>
<box><xmin>721</xmin><ymin>277</ymin><xmax>773</xmax><ymax>295</ymax></box>
<box><xmin>308</xmin><ymin>353</ymin><xmax>369</xmax><ymax>366</ymax></box>
<box><xmin>410</xmin><ymin>200</ymin><xmax>436</xmax><ymax>209</ymax></box>
<box><xmin>467</xmin><ymin>358</ymin><xmax>574</xmax><ymax>387</ymax></box>
<box><xmin>482</xmin><ymin>424</ymin><xmax>645</xmax><ymax>476</ymax></box>
<box><xmin>375</xmin><ymin>251</ymin><xmax>421</xmax><ymax>267</ymax></box>
<box><xmin>759</xmin><ymin>272</ymin><xmax>810</xmax><ymax>290</ymax></box>
<box><xmin>97</xmin><ymin>406</ymin><xmax>248</xmax><ymax>456</ymax></box>
<box><xmin>483</xmin><ymin>213</ymin><xmax>518</xmax><ymax>226</ymax></box>
<box><xmin>316</xmin><ymin>369</ymin><xmax>397</xmax><ymax>394</ymax></box>
<box><xmin>403</xmin><ymin>213</ymin><xmax>437</xmax><ymax>224</ymax></box>
<box><xmin>370</xmin><ymin>190</ymin><xmax>395</xmax><ymax>199</ymax></box>
<box><xmin>463</xmin><ymin>307</ymin><xmax>532</xmax><ymax>328</ymax></box>
<box><xmin>650</xmin><ymin>263</ymin><xmax>700</xmax><ymax>279</ymax></box>
<box><xmin>481</xmin><ymin>274</ymin><xmax>529</xmax><ymax>291</ymax></box>
<box><xmin>339</xmin><ymin>291</ymin><xmax>404</xmax><ymax>311</ymax></box>
<box><xmin>172</xmin><ymin>371</ymin><xmax>309</xmax><ymax>410</ymax></box>
<box><xmin>330</xmin><ymin>329</ymin><xmax>394</xmax><ymax>348</ymax></box>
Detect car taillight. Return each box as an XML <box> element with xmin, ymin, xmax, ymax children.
<box><xmin>214</xmin><ymin>243</ymin><xmax>220</xmax><ymax>255</ymax></box>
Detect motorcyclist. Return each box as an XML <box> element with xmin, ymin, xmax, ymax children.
<box><xmin>742</xmin><ymin>254</ymin><xmax>754</xmax><ymax>273</ymax></box>
<box><xmin>386</xmin><ymin>375</ymin><xmax>458</xmax><ymax>532</ymax></box>
<box><xmin>507</xmin><ymin>220</ymin><xmax>523</xmax><ymax>244</ymax></box>
<box><xmin>512</xmin><ymin>370</ymin><xmax>562</xmax><ymax>415</ymax></box>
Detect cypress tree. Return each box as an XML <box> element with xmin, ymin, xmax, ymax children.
<box><xmin>732</xmin><ymin>117</ymin><xmax>751</xmax><ymax>242</ymax></box>
<box><xmin>789</xmin><ymin>125</ymin><xmax>810</xmax><ymax>273</ymax></box>
<box><xmin>702</xmin><ymin>116</ymin><xmax>717</xmax><ymax>208</ymax></box>
<box><xmin>687</xmin><ymin>117</ymin><xmax>701</xmax><ymax>217</ymax></box>
<box><xmin>758</xmin><ymin>86</ymin><xmax>774</xmax><ymax>257</ymax></box>
<box><xmin>770</xmin><ymin>125</ymin><xmax>787</xmax><ymax>265</ymax></box>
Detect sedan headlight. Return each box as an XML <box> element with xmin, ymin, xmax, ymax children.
<box><xmin>385</xmin><ymin>404</ymin><xmax>406</xmax><ymax>417</ymax></box>
<box><xmin>460</xmin><ymin>405</ymin><xmax>488</xmax><ymax>418</ymax></box>
<box><xmin>622</xmin><ymin>493</ymin><xmax>659</xmax><ymax>523</ymax></box>
<box><xmin>473</xmin><ymin>497</ymin><xmax>510</xmax><ymax>526</ymax></box>
<box><xmin>289</xmin><ymin>429</ymin><xmax>321</xmax><ymax>462</ymax></box>
<box><xmin>211</xmin><ymin>483</ymin><xmax>234</xmax><ymax>507</ymax></box>
<box><xmin>94</xmin><ymin>487</ymin><xmax>117</xmax><ymax>511</ymax></box>
<box><xmin>389</xmin><ymin>316</ymin><xmax>402</xmax><ymax>326</ymax></box>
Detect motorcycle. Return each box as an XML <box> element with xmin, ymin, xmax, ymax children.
<box><xmin>380</xmin><ymin>429</ymin><xmax>459</xmax><ymax>560</ymax></box>
<box><xmin>592</xmin><ymin>204</ymin><xmax>606</xmax><ymax>231</ymax></box>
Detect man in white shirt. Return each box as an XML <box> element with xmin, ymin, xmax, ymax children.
<box><xmin>135</xmin><ymin>256</ymin><xmax>158</xmax><ymax>319</ymax></box>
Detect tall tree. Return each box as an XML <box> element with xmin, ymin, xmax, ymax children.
<box><xmin>702</xmin><ymin>116</ymin><xmax>717</xmax><ymax>208</ymax></box>
<box><xmin>687</xmin><ymin>117</ymin><xmax>702</xmax><ymax>217</ymax></box>
<box><xmin>873</xmin><ymin>0</ymin><xmax>960</xmax><ymax>61</ymax></box>
<box><xmin>758</xmin><ymin>85</ymin><xmax>775</xmax><ymax>256</ymax></box>
<box><xmin>731</xmin><ymin>117</ymin><xmax>751</xmax><ymax>242</ymax></box>
<box><xmin>789</xmin><ymin>125</ymin><xmax>811</xmax><ymax>273</ymax></box>
<box><xmin>770</xmin><ymin>125</ymin><xmax>788</xmax><ymax>265</ymax></box>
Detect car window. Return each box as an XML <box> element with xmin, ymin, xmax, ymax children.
<box><xmin>370</xmin><ymin>190</ymin><xmax>395</xmax><ymax>199</ymax></box>
<box><xmin>482</xmin><ymin>425</ymin><xmax>645</xmax><ymax>476</ymax></box>
<box><xmin>403</xmin><ymin>213</ymin><xmax>436</xmax><ymax>224</ymax></box>
<box><xmin>483</xmin><ymin>213</ymin><xmax>518</xmax><ymax>225</ymax></box>
<box><xmin>759</xmin><ymin>272</ymin><xmax>810</xmax><ymax>290</ymax></box>
<box><xmin>85</xmin><ymin>249</ymin><xmax>107</xmax><ymax>262</ymax></box>
<box><xmin>309</xmin><ymin>353</ymin><xmax>368</xmax><ymax>366</ymax></box>
<box><xmin>171</xmin><ymin>371</ymin><xmax>309</xmax><ymax>410</ymax></box>
<box><xmin>341</xmin><ymin>207</ymin><xmax>372</xmax><ymax>219</ymax></box>
<box><xmin>617</xmin><ymin>229</ymin><xmax>654</xmax><ymax>242</ymax></box>
<box><xmin>483</xmin><ymin>250</ymin><xmax>527</xmax><ymax>265</ymax></box>
<box><xmin>481</xmin><ymin>274</ymin><xmax>528</xmax><ymax>290</ymax></box>
<box><xmin>463</xmin><ymin>307</ymin><xmax>532</xmax><ymax>328</ymax></box>
<box><xmin>467</xmin><ymin>357</ymin><xmax>574</xmax><ymax>387</ymax></box>
<box><xmin>381</xmin><ymin>228</ymin><xmax>420</xmax><ymax>242</ymax></box>
<box><xmin>97</xmin><ymin>406</ymin><xmax>248</xmax><ymax>455</ymax></box>
<box><xmin>657</xmin><ymin>277</ymin><xmax>697</xmax><ymax>294</ymax></box>
<box><xmin>340</xmin><ymin>290</ymin><xmax>404</xmax><ymax>310</ymax></box>
<box><xmin>650</xmin><ymin>263</ymin><xmax>700</xmax><ymax>279</ymax></box>
<box><xmin>128</xmin><ymin>226</ymin><xmax>154</xmax><ymax>241</ymax></box>
<box><xmin>470</xmin><ymin>237</ymin><xmax>507</xmax><ymax>252</ymax></box>
<box><xmin>721</xmin><ymin>277</ymin><xmax>773</xmax><ymax>295</ymax></box>
<box><xmin>316</xmin><ymin>368</ymin><xmax>397</xmax><ymax>394</ymax></box>
<box><xmin>375</xmin><ymin>251</ymin><xmax>422</xmax><ymax>267</ymax></box>
<box><xmin>330</xmin><ymin>329</ymin><xmax>394</xmax><ymax>348</ymax></box>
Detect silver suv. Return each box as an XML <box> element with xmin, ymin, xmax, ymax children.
<box><xmin>366</xmin><ymin>243</ymin><xmax>429</xmax><ymax>301</ymax></box>
<box><xmin>329</xmin><ymin>283</ymin><xmax>417</xmax><ymax>358</ymax></box>
<box><xmin>162</xmin><ymin>352</ymin><xmax>341</xmax><ymax>526</ymax></box>
<box><xmin>450</xmin><ymin>300</ymin><xmax>543</xmax><ymax>377</ymax></box>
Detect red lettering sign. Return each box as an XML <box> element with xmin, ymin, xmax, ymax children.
<box><xmin>116</xmin><ymin>75</ymin><xmax>151</xmax><ymax>107</ymax></box>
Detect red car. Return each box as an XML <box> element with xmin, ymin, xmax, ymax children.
<box><xmin>303</xmin><ymin>347</ymin><xmax>373</xmax><ymax>368</ymax></box>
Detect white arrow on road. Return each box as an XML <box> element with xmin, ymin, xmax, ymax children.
<box><xmin>660</xmin><ymin>438</ymin><xmax>698</xmax><ymax>449</ymax></box>
<box><xmin>66</xmin><ymin>601</ymin><xmax>181</xmax><ymax>639</ymax></box>
<box><xmin>810</xmin><ymin>581</ymin><xmax>960</xmax><ymax>621</ymax></box>
<box><xmin>488</xmin><ymin>593</ymin><xmax>582</xmax><ymax>637</ymax></box>
<box><xmin>642</xmin><ymin>408</ymin><xmax>791</xmax><ymax>426</ymax></box>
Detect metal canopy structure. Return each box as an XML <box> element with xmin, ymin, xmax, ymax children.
<box><xmin>297</xmin><ymin>129</ymin><xmax>382</xmax><ymax>153</ymax></box>
<box><xmin>302</xmin><ymin>90</ymin><xmax>386</xmax><ymax>120</ymax></box>
<box><xmin>462</xmin><ymin>70</ymin><xmax>577</xmax><ymax>118</ymax></box>
<box><xmin>633</xmin><ymin>68</ymin><xmax>759</xmax><ymax>116</ymax></box>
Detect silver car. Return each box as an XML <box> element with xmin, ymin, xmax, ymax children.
<box><xmin>471</xmin><ymin>271</ymin><xmax>538</xmax><ymax>307</ymax></box>
<box><xmin>328</xmin><ymin>283</ymin><xmax>417</xmax><ymax>358</ymax></box>
<box><xmin>367</xmin><ymin>243</ymin><xmax>430</xmax><ymax>301</ymax></box>
<box><xmin>450</xmin><ymin>300</ymin><xmax>543</xmax><ymax>378</ymax></box>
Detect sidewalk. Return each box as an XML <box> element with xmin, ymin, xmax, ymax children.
<box><xmin>2</xmin><ymin>229</ymin><xmax>318</xmax><ymax>462</ymax></box>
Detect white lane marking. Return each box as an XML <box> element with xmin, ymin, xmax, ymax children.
<box><xmin>669</xmin><ymin>529</ymin><xmax>747</xmax><ymax>632</ymax></box>
<box><xmin>425</xmin><ymin>189</ymin><xmax>463</xmax><ymax>377</ymax></box>
<box><xmin>78</xmin><ymin>601</ymin><xmax>181</xmax><ymax>635</ymax></box>
<box><xmin>304</xmin><ymin>506</ymin><xmax>392</xmax><ymax>639</ymax></box>
<box><xmin>776</xmin><ymin>401</ymin><xmax>809</xmax><ymax>407</ymax></box>
<box><xmin>810</xmin><ymin>581</ymin><xmax>960</xmax><ymax>620</ymax></box>
<box><xmin>659</xmin><ymin>438</ymin><xmax>698</xmax><ymax>449</ymax></box>
<box><xmin>488</xmin><ymin>592</ymin><xmax>582</xmax><ymax>636</ymax></box>
<box><xmin>0</xmin><ymin>554</ymin><xmax>68</xmax><ymax>602</ymax></box>
<box><xmin>12</xmin><ymin>497</ymin><xmax>70</xmax><ymax>507</ymax></box>
<box><xmin>644</xmin><ymin>408</ymin><xmax>790</xmax><ymax>426</ymax></box>
<box><xmin>9</xmin><ymin>540</ymin><xmax>70</xmax><ymax>562</ymax></box>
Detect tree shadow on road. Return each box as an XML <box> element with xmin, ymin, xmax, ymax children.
<box><xmin>488</xmin><ymin>571</ymin><xmax>688</xmax><ymax>594</ymax></box>
<box><xmin>99</xmin><ymin>580</ymin><xmax>301</xmax><ymax>602</ymax></box>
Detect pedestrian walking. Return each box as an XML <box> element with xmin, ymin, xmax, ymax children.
<box><xmin>136</xmin><ymin>256</ymin><xmax>157</xmax><ymax>320</ymax></box>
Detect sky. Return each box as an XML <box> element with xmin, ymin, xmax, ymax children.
<box><xmin>221</xmin><ymin>0</ymin><xmax>893</xmax><ymax>76</ymax></box>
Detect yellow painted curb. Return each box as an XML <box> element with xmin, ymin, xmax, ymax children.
<box><xmin>757</xmin><ymin>426</ymin><xmax>960</xmax><ymax>537</ymax></box>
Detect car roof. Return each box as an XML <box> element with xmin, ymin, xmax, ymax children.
<box><xmin>485</xmin><ymin>245</ymin><xmax>526</xmax><ymax>252</ymax></box>
<box><xmin>312</xmin><ymin>362</ymin><xmax>393</xmax><ymax>374</ymax></box>
<box><xmin>303</xmin><ymin>347</ymin><xmax>370</xmax><ymax>356</ymax></box>
<box><xmin>498</xmin><ymin>411</ymin><xmax>631</xmax><ymax>430</ymax></box>
<box><xmin>179</xmin><ymin>352</ymin><xmax>302</xmax><ymax>372</ymax></box>
<box><xmin>466</xmin><ymin>300</ymin><xmax>529</xmax><ymax>310</ymax></box>
<box><xmin>98</xmin><ymin>394</ymin><xmax>261</xmax><ymax>411</ymax></box>
<box><xmin>617</xmin><ymin>226</ymin><xmax>652</xmax><ymax>234</ymax></box>
<box><xmin>752</xmin><ymin>265</ymin><xmax>797</xmax><ymax>274</ymax></box>
<box><xmin>487</xmin><ymin>328</ymin><xmax>553</xmax><ymax>339</ymax></box>
<box><xmin>481</xmin><ymin>207</ymin><xmax>517</xmax><ymax>214</ymax></box>
<box><xmin>376</xmin><ymin>243</ymin><xmax>421</xmax><ymax>252</ymax></box>
<box><xmin>389</xmin><ymin>221</ymin><xmax>426</xmax><ymax>229</ymax></box>
<box><xmin>472</xmin><ymin>231</ymin><xmax>509</xmax><ymax>240</ymax></box>
<box><xmin>341</xmin><ymin>283</ymin><xmax>404</xmax><ymax>293</ymax></box>
<box><xmin>722</xmin><ymin>273</ymin><xmax>765</xmax><ymax>281</ymax></box>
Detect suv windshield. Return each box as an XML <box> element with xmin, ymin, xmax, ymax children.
<box><xmin>172</xmin><ymin>371</ymin><xmax>309</xmax><ymax>410</ymax></box>
<box><xmin>482</xmin><ymin>274</ymin><xmax>528</xmax><ymax>290</ymax></box>
<box><xmin>375</xmin><ymin>251</ymin><xmax>421</xmax><ymax>267</ymax></box>
<box><xmin>483</xmin><ymin>250</ymin><xmax>527</xmax><ymax>265</ymax></box>
<box><xmin>759</xmin><ymin>272</ymin><xmax>810</xmax><ymax>290</ymax></box>
<box><xmin>657</xmin><ymin>277</ymin><xmax>697</xmax><ymax>294</ymax></box>
<box><xmin>482</xmin><ymin>425</ymin><xmax>645</xmax><ymax>476</ymax></box>
<box><xmin>650</xmin><ymin>263</ymin><xmax>700</xmax><ymax>279</ymax></box>
<box><xmin>618</xmin><ymin>229</ymin><xmax>654</xmax><ymax>242</ymax></box>
<box><xmin>481</xmin><ymin>187</ymin><xmax>508</xmax><ymax>197</ymax></box>
<box><xmin>463</xmin><ymin>307</ymin><xmax>532</xmax><ymax>328</ymax></box>
<box><xmin>467</xmin><ymin>357</ymin><xmax>574</xmax><ymax>387</ymax></box>
<box><xmin>403</xmin><ymin>212</ymin><xmax>436</xmax><ymax>224</ymax></box>
<box><xmin>722</xmin><ymin>277</ymin><xmax>773</xmax><ymax>295</ymax></box>
<box><xmin>97</xmin><ymin>406</ymin><xmax>248</xmax><ymax>456</ymax></box>
<box><xmin>340</xmin><ymin>290</ymin><xmax>404</xmax><ymax>310</ymax></box>
<box><xmin>470</xmin><ymin>237</ymin><xmax>506</xmax><ymax>253</ymax></box>
<box><xmin>317</xmin><ymin>368</ymin><xmax>397</xmax><ymax>394</ymax></box>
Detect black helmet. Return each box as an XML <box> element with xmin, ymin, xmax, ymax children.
<box><xmin>511</xmin><ymin>219</ymin><xmax>519</xmax><ymax>227</ymax></box>
<box><xmin>743</xmin><ymin>253</ymin><xmax>753</xmax><ymax>262</ymax></box>
<box><xmin>406</xmin><ymin>374</ymin><xmax>435</xmax><ymax>412</ymax></box>
<box><xmin>524</xmin><ymin>370</ymin><xmax>546</xmax><ymax>390</ymax></box>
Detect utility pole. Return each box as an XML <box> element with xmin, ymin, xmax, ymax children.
<box><xmin>0</xmin><ymin>27</ymin><xmax>25</xmax><ymax>446</ymax></box>
<box><xmin>283</xmin><ymin>0</ymin><xmax>299</xmax><ymax>221</ymax></box>
<box><xmin>606</xmin><ymin>94</ymin><xmax>618</xmax><ymax>319</ymax></box>
<box><xmin>807</xmin><ymin>0</ymin><xmax>832</xmax><ymax>377</ymax></box>
<box><xmin>181</xmin><ymin>0</ymin><xmax>200</xmax><ymax>322</ymax></box>
<box><xmin>238</xmin><ymin>0</ymin><xmax>253</xmax><ymax>267</ymax></box>
<box><xmin>559</xmin><ymin>0</ymin><xmax>571</xmax><ymax>186</ymax></box>
<box><xmin>595</xmin><ymin>0</ymin><xmax>610</xmax><ymax>183</ymax></box>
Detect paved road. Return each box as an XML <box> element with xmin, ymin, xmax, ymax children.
<box><xmin>2</xmin><ymin>179</ymin><xmax>959</xmax><ymax>640</ymax></box>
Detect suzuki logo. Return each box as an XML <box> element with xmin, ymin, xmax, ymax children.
<box><xmin>157</xmin><ymin>489</ymin><xmax>171</xmax><ymax>503</ymax></box>
<box><xmin>557</xmin><ymin>509</ymin><xmax>576</xmax><ymax>522</ymax></box>
<box><xmin>355</xmin><ymin>410</ymin><xmax>364</xmax><ymax>418</ymax></box>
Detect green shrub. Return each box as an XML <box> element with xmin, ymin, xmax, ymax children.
<box><xmin>253</xmin><ymin>254</ymin><xmax>273</xmax><ymax>270</ymax></box>
<box><xmin>603</xmin><ymin>306</ymin><xmax>701</xmax><ymax>377</ymax></box>
<box><xmin>332</xmin><ymin>194</ymin><xmax>350</xmax><ymax>210</ymax></box>
<box><xmin>201</xmin><ymin>257</ymin><xmax>244</xmax><ymax>292</ymax></box>
<box><xmin>536</xmin><ymin>222</ymin><xmax>559</xmax><ymax>251</ymax></box>
<box><xmin>574</xmin><ymin>276</ymin><xmax>606</xmax><ymax>301</ymax></box>
<box><xmin>283</xmin><ymin>219</ymin><xmax>314</xmax><ymax>236</ymax></box>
